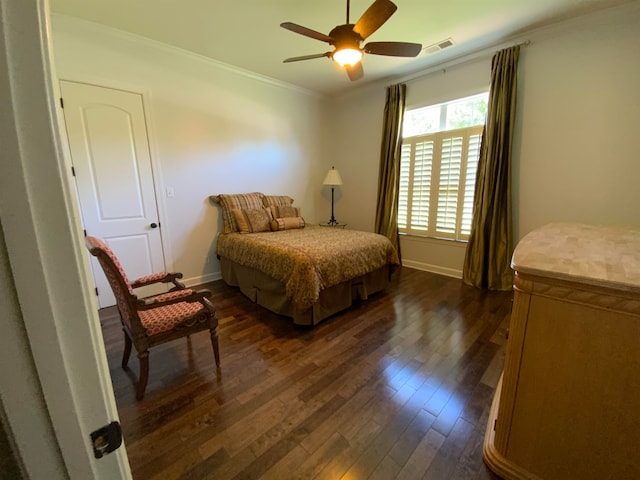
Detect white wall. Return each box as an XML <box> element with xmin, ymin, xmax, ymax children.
<box><xmin>328</xmin><ymin>2</ymin><xmax>640</xmax><ymax>277</ymax></box>
<box><xmin>321</xmin><ymin>82</ymin><xmax>386</xmax><ymax>232</ymax></box>
<box><xmin>51</xmin><ymin>15</ymin><xmax>329</xmax><ymax>286</ymax></box>
<box><xmin>513</xmin><ymin>3</ymin><xmax>640</xmax><ymax>239</ymax></box>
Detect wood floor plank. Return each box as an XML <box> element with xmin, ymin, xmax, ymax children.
<box><xmin>337</xmin><ymin>385</ymin><xmax>391</xmax><ymax>443</ymax></box>
<box><xmin>340</xmin><ymin>384</ymin><xmax>437</xmax><ymax>479</ymax></box>
<box><xmin>387</xmin><ymin>409</ymin><xmax>437</xmax><ymax>467</ymax></box>
<box><xmin>449</xmin><ymin>428</ymin><xmax>486</xmax><ymax>480</ymax></box>
<box><xmin>369</xmin><ymin>456</ymin><xmax>403</xmax><ymax>480</ymax></box>
<box><xmin>247</xmin><ymin>396</ymin><xmax>329</xmax><ymax>459</ymax></box>
<box><xmin>299</xmin><ymin>381</ymin><xmax>378</xmax><ymax>454</ymax></box>
<box><xmin>313</xmin><ymin>420</ymin><xmax>382</xmax><ymax>480</ymax></box>
<box><xmin>423</xmin><ymin>417</ymin><xmax>476</xmax><ymax>479</ymax></box>
<box><xmin>265</xmin><ymin>431</ymin><xmax>350</xmax><ymax>480</ymax></box>
<box><xmin>98</xmin><ymin>267</ymin><xmax>513</xmax><ymax>479</ymax></box>
<box><xmin>396</xmin><ymin>428</ymin><xmax>446</xmax><ymax>480</ymax></box>
<box><xmin>176</xmin><ymin>447</ymin><xmax>230</xmax><ymax>480</ymax></box>
<box><xmin>232</xmin><ymin>395</ymin><xmax>348</xmax><ymax>480</ymax></box>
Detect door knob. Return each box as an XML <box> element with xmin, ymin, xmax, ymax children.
<box><xmin>150</xmin><ymin>222</ymin><xmax>158</xmax><ymax>228</ymax></box>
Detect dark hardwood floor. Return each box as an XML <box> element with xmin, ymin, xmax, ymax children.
<box><xmin>99</xmin><ymin>267</ymin><xmax>511</xmax><ymax>480</ymax></box>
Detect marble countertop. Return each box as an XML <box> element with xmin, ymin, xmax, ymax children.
<box><xmin>512</xmin><ymin>222</ymin><xmax>640</xmax><ymax>291</ymax></box>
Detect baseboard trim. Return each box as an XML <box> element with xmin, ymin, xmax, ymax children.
<box><xmin>183</xmin><ymin>271</ymin><xmax>222</xmax><ymax>288</ymax></box>
<box><xmin>402</xmin><ymin>260</ymin><xmax>462</xmax><ymax>279</ymax></box>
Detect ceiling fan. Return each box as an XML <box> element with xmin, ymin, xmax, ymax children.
<box><xmin>280</xmin><ymin>0</ymin><xmax>422</xmax><ymax>81</ymax></box>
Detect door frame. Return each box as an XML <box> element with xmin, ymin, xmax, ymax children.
<box><xmin>0</xmin><ymin>1</ymin><xmax>131</xmax><ymax>478</ymax></box>
<box><xmin>58</xmin><ymin>76</ymin><xmax>174</xmax><ymax>284</ymax></box>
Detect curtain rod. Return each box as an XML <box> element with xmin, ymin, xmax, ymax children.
<box><xmin>393</xmin><ymin>39</ymin><xmax>531</xmax><ymax>85</ymax></box>
<box><xmin>515</xmin><ymin>40</ymin><xmax>532</xmax><ymax>48</ymax></box>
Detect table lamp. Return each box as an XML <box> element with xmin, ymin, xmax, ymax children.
<box><xmin>323</xmin><ymin>166</ymin><xmax>343</xmax><ymax>226</ymax></box>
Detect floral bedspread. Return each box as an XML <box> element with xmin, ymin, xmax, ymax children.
<box><xmin>216</xmin><ymin>225</ymin><xmax>400</xmax><ymax>309</ymax></box>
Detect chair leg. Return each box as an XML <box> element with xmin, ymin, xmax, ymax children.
<box><xmin>122</xmin><ymin>330</ymin><xmax>132</xmax><ymax>368</ymax></box>
<box><xmin>210</xmin><ymin>328</ymin><xmax>220</xmax><ymax>368</ymax></box>
<box><xmin>136</xmin><ymin>350</ymin><xmax>150</xmax><ymax>400</ymax></box>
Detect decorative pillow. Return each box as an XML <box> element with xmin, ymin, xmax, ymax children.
<box><xmin>271</xmin><ymin>216</ymin><xmax>305</xmax><ymax>231</ymax></box>
<box><xmin>212</xmin><ymin>192</ymin><xmax>264</xmax><ymax>233</ymax></box>
<box><xmin>270</xmin><ymin>205</ymin><xmax>301</xmax><ymax>219</ymax></box>
<box><xmin>231</xmin><ymin>208</ymin><xmax>273</xmax><ymax>233</ymax></box>
<box><xmin>262</xmin><ymin>195</ymin><xmax>294</xmax><ymax>208</ymax></box>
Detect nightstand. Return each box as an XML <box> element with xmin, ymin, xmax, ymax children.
<box><xmin>319</xmin><ymin>223</ymin><xmax>347</xmax><ymax>229</ymax></box>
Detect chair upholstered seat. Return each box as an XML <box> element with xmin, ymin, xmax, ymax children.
<box><xmin>139</xmin><ymin>301</ymin><xmax>208</xmax><ymax>336</ymax></box>
<box><xmin>86</xmin><ymin>235</ymin><xmax>220</xmax><ymax>400</ymax></box>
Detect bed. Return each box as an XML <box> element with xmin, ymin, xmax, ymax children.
<box><xmin>212</xmin><ymin>192</ymin><xmax>400</xmax><ymax>325</ymax></box>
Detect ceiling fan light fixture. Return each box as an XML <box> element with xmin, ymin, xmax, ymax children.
<box><xmin>332</xmin><ymin>48</ymin><xmax>363</xmax><ymax>67</ymax></box>
<box><xmin>280</xmin><ymin>0</ymin><xmax>420</xmax><ymax>81</ymax></box>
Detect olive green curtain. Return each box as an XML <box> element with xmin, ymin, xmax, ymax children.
<box><xmin>374</xmin><ymin>83</ymin><xmax>406</xmax><ymax>261</ymax></box>
<box><xmin>463</xmin><ymin>46</ymin><xmax>520</xmax><ymax>290</ymax></box>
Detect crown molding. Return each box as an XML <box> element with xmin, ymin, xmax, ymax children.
<box><xmin>50</xmin><ymin>13</ymin><xmax>323</xmax><ymax>99</ymax></box>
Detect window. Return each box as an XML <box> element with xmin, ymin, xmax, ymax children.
<box><xmin>399</xmin><ymin>93</ymin><xmax>488</xmax><ymax>241</ymax></box>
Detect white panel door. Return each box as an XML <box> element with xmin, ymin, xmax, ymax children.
<box><xmin>61</xmin><ymin>81</ymin><xmax>166</xmax><ymax>308</ymax></box>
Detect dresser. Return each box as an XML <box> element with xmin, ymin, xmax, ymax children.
<box><xmin>483</xmin><ymin>223</ymin><xmax>640</xmax><ymax>480</ymax></box>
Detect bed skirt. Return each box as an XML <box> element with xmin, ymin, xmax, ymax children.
<box><xmin>219</xmin><ymin>257</ymin><xmax>394</xmax><ymax>326</ymax></box>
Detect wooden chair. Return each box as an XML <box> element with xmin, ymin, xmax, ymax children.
<box><xmin>86</xmin><ymin>235</ymin><xmax>220</xmax><ymax>400</ymax></box>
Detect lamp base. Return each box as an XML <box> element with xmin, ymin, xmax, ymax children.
<box><xmin>327</xmin><ymin>186</ymin><xmax>339</xmax><ymax>226</ymax></box>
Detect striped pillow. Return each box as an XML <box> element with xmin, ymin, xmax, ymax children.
<box><xmin>231</xmin><ymin>208</ymin><xmax>273</xmax><ymax>233</ymax></box>
<box><xmin>271</xmin><ymin>216</ymin><xmax>305</xmax><ymax>231</ymax></box>
<box><xmin>270</xmin><ymin>205</ymin><xmax>301</xmax><ymax>219</ymax></box>
<box><xmin>262</xmin><ymin>195</ymin><xmax>294</xmax><ymax>208</ymax></box>
<box><xmin>212</xmin><ymin>192</ymin><xmax>265</xmax><ymax>233</ymax></box>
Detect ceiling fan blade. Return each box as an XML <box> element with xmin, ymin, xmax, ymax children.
<box><xmin>364</xmin><ymin>41</ymin><xmax>422</xmax><ymax>57</ymax></box>
<box><xmin>280</xmin><ymin>22</ymin><xmax>333</xmax><ymax>43</ymax></box>
<box><xmin>283</xmin><ymin>52</ymin><xmax>332</xmax><ymax>63</ymax></box>
<box><xmin>353</xmin><ymin>0</ymin><xmax>397</xmax><ymax>40</ymax></box>
<box><xmin>346</xmin><ymin>62</ymin><xmax>364</xmax><ymax>81</ymax></box>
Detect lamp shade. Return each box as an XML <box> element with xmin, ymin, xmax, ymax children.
<box><xmin>323</xmin><ymin>167</ymin><xmax>343</xmax><ymax>186</ymax></box>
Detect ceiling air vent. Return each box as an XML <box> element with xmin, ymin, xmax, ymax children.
<box><xmin>423</xmin><ymin>38</ymin><xmax>455</xmax><ymax>55</ymax></box>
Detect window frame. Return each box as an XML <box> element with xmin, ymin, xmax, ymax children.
<box><xmin>398</xmin><ymin>124</ymin><xmax>484</xmax><ymax>242</ymax></box>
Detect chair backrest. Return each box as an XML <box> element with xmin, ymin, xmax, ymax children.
<box><xmin>85</xmin><ymin>236</ymin><xmax>144</xmax><ymax>336</ymax></box>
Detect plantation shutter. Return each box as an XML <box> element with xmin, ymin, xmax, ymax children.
<box><xmin>460</xmin><ymin>130</ymin><xmax>482</xmax><ymax>239</ymax></box>
<box><xmin>436</xmin><ymin>135</ymin><xmax>463</xmax><ymax>238</ymax></box>
<box><xmin>398</xmin><ymin>143</ymin><xmax>412</xmax><ymax>229</ymax></box>
<box><xmin>398</xmin><ymin>125</ymin><xmax>483</xmax><ymax>240</ymax></box>
<box><xmin>410</xmin><ymin>140</ymin><xmax>433</xmax><ymax>232</ymax></box>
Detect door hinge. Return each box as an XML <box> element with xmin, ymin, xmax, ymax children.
<box><xmin>83</xmin><ymin>229</ymin><xmax>87</xmax><ymax>237</ymax></box>
<box><xmin>494</xmin><ymin>418</ymin><xmax>498</xmax><ymax>431</ymax></box>
<box><xmin>90</xmin><ymin>421</ymin><xmax>122</xmax><ymax>459</ymax></box>
<box><xmin>71</xmin><ymin>166</ymin><xmax>76</xmax><ymax>177</ymax></box>
<box><xmin>60</xmin><ymin>97</ymin><xmax>64</xmax><ymax>109</ymax></box>
<box><xmin>95</xmin><ymin>287</ymin><xmax>99</xmax><ymax>296</ymax></box>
